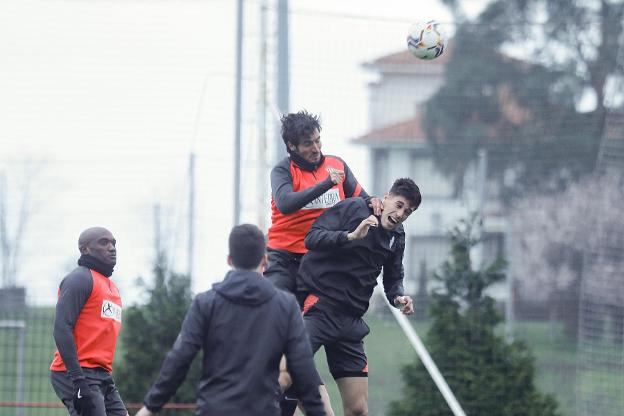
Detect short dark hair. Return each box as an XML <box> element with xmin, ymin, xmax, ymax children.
<box><xmin>389</xmin><ymin>178</ymin><xmax>422</xmax><ymax>210</ymax></box>
<box><xmin>229</xmin><ymin>224</ymin><xmax>266</xmax><ymax>270</ymax></box>
<box><xmin>280</xmin><ymin>110</ymin><xmax>322</xmax><ymax>147</ymax></box>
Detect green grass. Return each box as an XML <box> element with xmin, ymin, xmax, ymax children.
<box><xmin>2</xmin><ymin>308</ymin><xmax>623</xmax><ymax>416</ymax></box>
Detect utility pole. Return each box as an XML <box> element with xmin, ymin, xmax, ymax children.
<box><xmin>234</xmin><ymin>0</ymin><xmax>244</xmax><ymax>226</ymax></box>
<box><xmin>188</xmin><ymin>152</ymin><xmax>195</xmax><ymax>280</ymax></box>
<box><xmin>257</xmin><ymin>0</ymin><xmax>269</xmax><ymax>231</ymax></box>
<box><xmin>275</xmin><ymin>0</ymin><xmax>289</xmax><ymax>163</ymax></box>
<box><xmin>0</xmin><ymin>172</ymin><xmax>8</xmax><ymax>287</ymax></box>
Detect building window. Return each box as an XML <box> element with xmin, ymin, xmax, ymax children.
<box><xmin>372</xmin><ymin>148</ymin><xmax>388</xmax><ymax>196</ymax></box>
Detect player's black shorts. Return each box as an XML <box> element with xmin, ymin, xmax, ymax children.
<box><xmin>264</xmin><ymin>249</ymin><xmax>307</xmax><ymax>304</ymax></box>
<box><xmin>50</xmin><ymin>367</ymin><xmax>127</xmax><ymax>416</ymax></box>
<box><xmin>302</xmin><ymin>294</ymin><xmax>370</xmax><ymax>379</ymax></box>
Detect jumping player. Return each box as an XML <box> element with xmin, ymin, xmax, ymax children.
<box><xmin>296</xmin><ymin>178</ymin><xmax>421</xmax><ymax>416</ymax></box>
<box><xmin>266</xmin><ymin>110</ymin><xmax>381</xmax><ymax>414</ymax></box>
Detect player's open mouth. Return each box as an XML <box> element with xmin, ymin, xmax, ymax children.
<box><xmin>388</xmin><ymin>217</ymin><xmax>398</xmax><ymax>225</ymax></box>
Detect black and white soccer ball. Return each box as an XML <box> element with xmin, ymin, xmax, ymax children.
<box><xmin>407</xmin><ymin>20</ymin><xmax>446</xmax><ymax>60</ymax></box>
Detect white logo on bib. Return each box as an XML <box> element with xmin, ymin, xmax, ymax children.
<box><xmin>302</xmin><ymin>188</ymin><xmax>341</xmax><ymax>210</ymax></box>
<box><xmin>101</xmin><ymin>300</ymin><xmax>122</xmax><ymax>322</ymax></box>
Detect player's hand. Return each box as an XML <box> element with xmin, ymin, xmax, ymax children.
<box><xmin>72</xmin><ymin>379</ymin><xmax>95</xmax><ymax>416</ymax></box>
<box><xmin>394</xmin><ymin>295</ymin><xmax>414</xmax><ymax>315</ymax></box>
<box><xmin>368</xmin><ymin>197</ymin><xmax>383</xmax><ymax>216</ymax></box>
<box><xmin>327</xmin><ymin>167</ymin><xmax>345</xmax><ymax>184</ymax></box>
<box><xmin>135</xmin><ymin>406</ymin><xmax>154</xmax><ymax>416</ymax></box>
<box><xmin>347</xmin><ymin>215</ymin><xmax>378</xmax><ymax>241</ymax></box>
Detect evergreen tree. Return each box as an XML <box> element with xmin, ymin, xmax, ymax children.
<box><xmin>388</xmin><ymin>218</ymin><xmax>560</xmax><ymax>416</ymax></box>
<box><xmin>117</xmin><ymin>258</ymin><xmax>201</xmax><ymax>414</ymax></box>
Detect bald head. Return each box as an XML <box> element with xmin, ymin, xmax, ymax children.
<box><xmin>78</xmin><ymin>227</ymin><xmax>117</xmax><ymax>266</ymax></box>
<box><xmin>79</xmin><ymin>227</ymin><xmax>112</xmax><ymax>249</ymax></box>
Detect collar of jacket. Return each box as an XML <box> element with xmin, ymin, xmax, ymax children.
<box><xmin>77</xmin><ymin>254</ymin><xmax>114</xmax><ymax>277</ymax></box>
<box><xmin>288</xmin><ymin>149</ymin><xmax>326</xmax><ymax>172</ymax></box>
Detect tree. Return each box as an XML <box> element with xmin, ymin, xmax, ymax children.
<box><xmin>510</xmin><ymin>173</ymin><xmax>624</xmax><ymax>338</ymax></box>
<box><xmin>117</xmin><ymin>258</ymin><xmax>201</xmax><ymax>414</ymax></box>
<box><xmin>0</xmin><ymin>161</ymin><xmax>44</xmax><ymax>288</ymax></box>
<box><xmin>388</xmin><ymin>218</ymin><xmax>560</xmax><ymax>416</ymax></box>
<box><xmin>426</xmin><ymin>0</ymin><xmax>623</xmax><ymax>198</ymax></box>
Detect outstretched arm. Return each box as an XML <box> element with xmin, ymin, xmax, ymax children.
<box><xmin>382</xmin><ymin>236</ymin><xmax>413</xmax><ymax>314</ymax></box>
<box><xmin>271</xmin><ymin>163</ymin><xmax>336</xmax><ymax>214</ymax></box>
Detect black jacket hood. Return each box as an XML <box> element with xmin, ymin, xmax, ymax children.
<box><xmin>212</xmin><ymin>269</ymin><xmax>276</xmax><ymax>306</ymax></box>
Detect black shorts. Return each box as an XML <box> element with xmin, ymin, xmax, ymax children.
<box><xmin>50</xmin><ymin>368</ymin><xmax>127</xmax><ymax>416</ymax></box>
<box><xmin>302</xmin><ymin>294</ymin><xmax>370</xmax><ymax>379</ymax></box>
<box><xmin>264</xmin><ymin>249</ymin><xmax>307</xmax><ymax>304</ymax></box>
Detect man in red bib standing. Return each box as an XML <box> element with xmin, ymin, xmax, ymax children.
<box><xmin>50</xmin><ymin>227</ymin><xmax>128</xmax><ymax>416</ymax></box>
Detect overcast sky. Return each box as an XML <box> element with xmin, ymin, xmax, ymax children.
<box><xmin>0</xmin><ymin>0</ymin><xmax>478</xmax><ymax>305</ymax></box>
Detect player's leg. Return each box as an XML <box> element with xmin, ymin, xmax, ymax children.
<box><xmin>326</xmin><ymin>316</ymin><xmax>370</xmax><ymax>416</ymax></box>
<box><xmin>336</xmin><ymin>377</ymin><xmax>368</xmax><ymax>416</ymax></box>
<box><xmin>281</xmin><ymin>299</ymin><xmax>337</xmax><ymax>416</ymax></box>
<box><xmin>101</xmin><ymin>372</ymin><xmax>129</xmax><ymax>416</ymax></box>
<box><xmin>50</xmin><ymin>369</ymin><xmax>107</xmax><ymax>416</ymax></box>
<box><xmin>264</xmin><ymin>249</ymin><xmax>299</xmax><ymax>294</ymax></box>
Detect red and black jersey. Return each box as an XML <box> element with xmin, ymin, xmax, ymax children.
<box><xmin>51</xmin><ymin>267</ymin><xmax>122</xmax><ymax>377</ymax></box>
<box><xmin>268</xmin><ymin>155</ymin><xmax>368</xmax><ymax>253</ymax></box>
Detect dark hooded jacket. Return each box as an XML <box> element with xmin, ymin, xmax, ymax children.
<box><xmin>142</xmin><ymin>270</ymin><xmax>325</xmax><ymax>416</ymax></box>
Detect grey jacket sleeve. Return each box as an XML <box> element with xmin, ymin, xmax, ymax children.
<box><xmin>283</xmin><ymin>296</ymin><xmax>325</xmax><ymax>416</ymax></box>
<box><xmin>143</xmin><ymin>294</ymin><xmax>209</xmax><ymax>412</ymax></box>
<box><xmin>271</xmin><ymin>159</ymin><xmax>335</xmax><ymax>215</ymax></box>
<box><xmin>382</xmin><ymin>233</ymin><xmax>406</xmax><ymax>306</ymax></box>
<box><xmin>52</xmin><ymin>267</ymin><xmax>93</xmax><ymax>382</ymax></box>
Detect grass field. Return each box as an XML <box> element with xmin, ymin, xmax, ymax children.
<box><xmin>1</xmin><ymin>307</ymin><xmax>618</xmax><ymax>416</ymax></box>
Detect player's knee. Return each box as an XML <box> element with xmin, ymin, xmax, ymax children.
<box><xmin>344</xmin><ymin>400</ymin><xmax>367</xmax><ymax>416</ymax></box>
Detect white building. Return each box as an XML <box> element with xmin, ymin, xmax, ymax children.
<box><xmin>355</xmin><ymin>50</ymin><xmax>506</xmax><ymax>299</ymax></box>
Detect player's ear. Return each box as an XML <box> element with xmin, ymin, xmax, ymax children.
<box><xmin>260</xmin><ymin>253</ymin><xmax>269</xmax><ymax>273</ymax></box>
<box><xmin>287</xmin><ymin>142</ymin><xmax>297</xmax><ymax>152</ymax></box>
<box><xmin>227</xmin><ymin>255</ymin><xmax>233</xmax><ymax>267</ymax></box>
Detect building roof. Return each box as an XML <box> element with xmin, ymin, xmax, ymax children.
<box><xmin>362</xmin><ymin>43</ymin><xmax>452</xmax><ymax>75</ymax></box>
<box><xmin>353</xmin><ymin>117</ymin><xmax>427</xmax><ymax>146</ymax></box>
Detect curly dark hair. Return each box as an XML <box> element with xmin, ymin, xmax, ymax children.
<box><xmin>389</xmin><ymin>178</ymin><xmax>422</xmax><ymax>210</ymax></box>
<box><xmin>280</xmin><ymin>110</ymin><xmax>322</xmax><ymax>147</ymax></box>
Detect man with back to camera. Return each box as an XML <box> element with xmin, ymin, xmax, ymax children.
<box><xmin>50</xmin><ymin>227</ymin><xmax>128</xmax><ymax>416</ymax></box>
<box><xmin>134</xmin><ymin>224</ymin><xmax>326</xmax><ymax>416</ymax></box>
<box><xmin>267</xmin><ymin>110</ymin><xmax>381</xmax><ymax>415</ymax></box>
<box><xmin>292</xmin><ymin>178</ymin><xmax>421</xmax><ymax>416</ymax></box>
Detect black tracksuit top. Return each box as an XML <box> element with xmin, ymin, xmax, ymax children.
<box><xmin>299</xmin><ymin>197</ymin><xmax>406</xmax><ymax>317</ymax></box>
<box><xmin>142</xmin><ymin>270</ymin><xmax>325</xmax><ymax>416</ymax></box>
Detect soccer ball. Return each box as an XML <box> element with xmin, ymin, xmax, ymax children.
<box><xmin>407</xmin><ymin>20</ymin><xmax>446</xmax><ymax>60</ymax></box>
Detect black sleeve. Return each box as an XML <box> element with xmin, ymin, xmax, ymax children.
<box><xmin>143</xmin><ymin>294</ymin><xmax>209</xmax><ymax>412</ymax></box>
<box><xmin>382</xmin><ymin>234</ymin><xmax>406</xmax><ymax>306</ymax></box>
<box><xmin>271</xmin><ymin>160</ymin><xmax>335</xmax><ymax>214</ymax></box>
<box><xmin>340</xmin><ymin>158</ymin><xmax>369</xmax><ymax>199</ymax></box>
<box><xmin>52</xmin><ymin>268</ymin><xmax>93</xmax><ymax>382</ymax></box>
<box><xmin>283</xmin><ymin>296</ymin><xmax>325</xmax><ymax>416</ymax></box>
<box><xmin>304</xmin><ymin>200</ymin><xmax>363</xmax><ymax>250</ymax></box>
